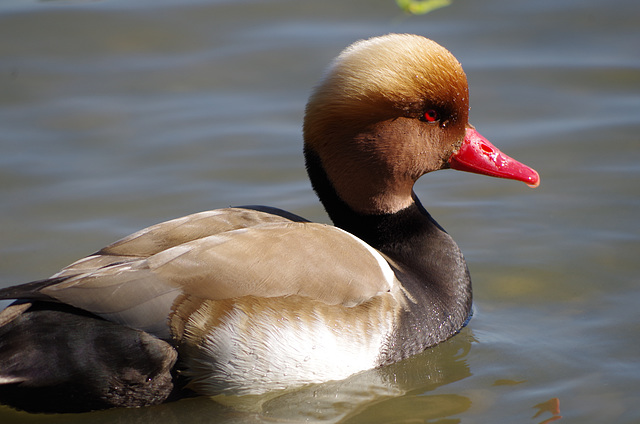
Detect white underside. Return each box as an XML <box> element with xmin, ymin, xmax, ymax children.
<box><xmin>181</xmin><ymin>296</ymin><xmax>399</xmax><ymax>396</ymax></box>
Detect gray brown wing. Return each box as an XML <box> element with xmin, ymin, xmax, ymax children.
<box><xmin>2</xmin><ymin>209</ymin><xmax>395</xmax><ymax>340</ymax></box>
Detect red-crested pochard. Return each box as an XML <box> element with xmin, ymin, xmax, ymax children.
<box><xmin>0</xmin><ymin>34</ymin><xmax>539</xmax><ymax>413</ymax></box>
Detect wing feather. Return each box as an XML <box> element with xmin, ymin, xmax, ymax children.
<box><xmin>2</xmin><ymin>208</ymin><xmax>396</xmax><ymax>340</ymax></box>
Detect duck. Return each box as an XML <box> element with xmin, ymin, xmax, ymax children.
<box><xmin>0</xmin><ymin>33</ymin><xmax>539</xmax><ymax>413</ymax></box>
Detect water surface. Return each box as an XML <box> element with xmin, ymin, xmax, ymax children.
<box><xmin>1</xmin><ymin>0</ymin><xmax>639</xmax><ymax>422</ymax></box>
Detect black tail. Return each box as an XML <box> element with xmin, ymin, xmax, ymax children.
<box><xmin>0</xmin><ymin>301</ymin><xmax>178</xmax><ymax>413</ymax></box>
<box><xmin>0</xmin><ymin>276</ymin><xmax>72</xmax><ymax>303</ymax></box>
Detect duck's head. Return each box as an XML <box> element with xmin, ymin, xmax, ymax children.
<box><xmin>303</xmin><ymin>34</ymin><xmax>539</xmax><ymax>215</ymax></box>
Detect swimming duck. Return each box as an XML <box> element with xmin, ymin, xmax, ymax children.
<box><xmin>0</xmin><ymin>33</ymin><xmax>539</xmax><ymax>413</ymax></box>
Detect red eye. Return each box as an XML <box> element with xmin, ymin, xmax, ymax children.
<box><xmin>424</xmin><ymin>109</ymin><xmax>439</xmax><ymax>122</ymax></box>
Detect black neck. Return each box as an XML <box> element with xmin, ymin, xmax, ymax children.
<box><xmin>305</xmin><ymin>147</ymin><xmax>459</xmax><ymax>269</ymax></box>
<box><xmin>305</xmin><ymin>146</ymin><xmax>473</xmax><ymax>360</ymax></box>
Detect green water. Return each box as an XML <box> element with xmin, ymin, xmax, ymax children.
<box><xmin>1</xmin><ymin>0</ymin><xmax>639</xmax><ymax>422</ymax></box>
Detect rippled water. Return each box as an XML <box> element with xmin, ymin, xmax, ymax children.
<box><xmin>1</xmin><ymin>0</ymin><xmax>639</xmax><ymax>422</ymax></box>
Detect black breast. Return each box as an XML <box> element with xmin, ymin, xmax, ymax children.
<box><xmin>305</xmin><ymin>148</ymin><xmax>473</xmax><ymax>363</ymax></box>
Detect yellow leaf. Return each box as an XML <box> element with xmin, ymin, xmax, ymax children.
<box><xmin>396</xmin><ymin>0</ymin><xmax>452</xmax><ymax>15</ymax></box>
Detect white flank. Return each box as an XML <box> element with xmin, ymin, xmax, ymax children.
<box><xmin>183</xmin><ymin>298</ymin><xmax>398</xmax><ymax>396</ymax></box>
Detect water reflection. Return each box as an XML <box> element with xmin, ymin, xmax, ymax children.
<box><xmin>533</xmin><ymin>398</ymin><xmax>562</xmax><ymax>424</ymax></box>
<box><xmin>1</xmin><ymin>328</ymin><xmax>473</xmax><ymax>423</ymax></box>
<box><xmin>260</xmin><ymin>327</ymin><xmax>472</xmax><ymax>423</ymax></box>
